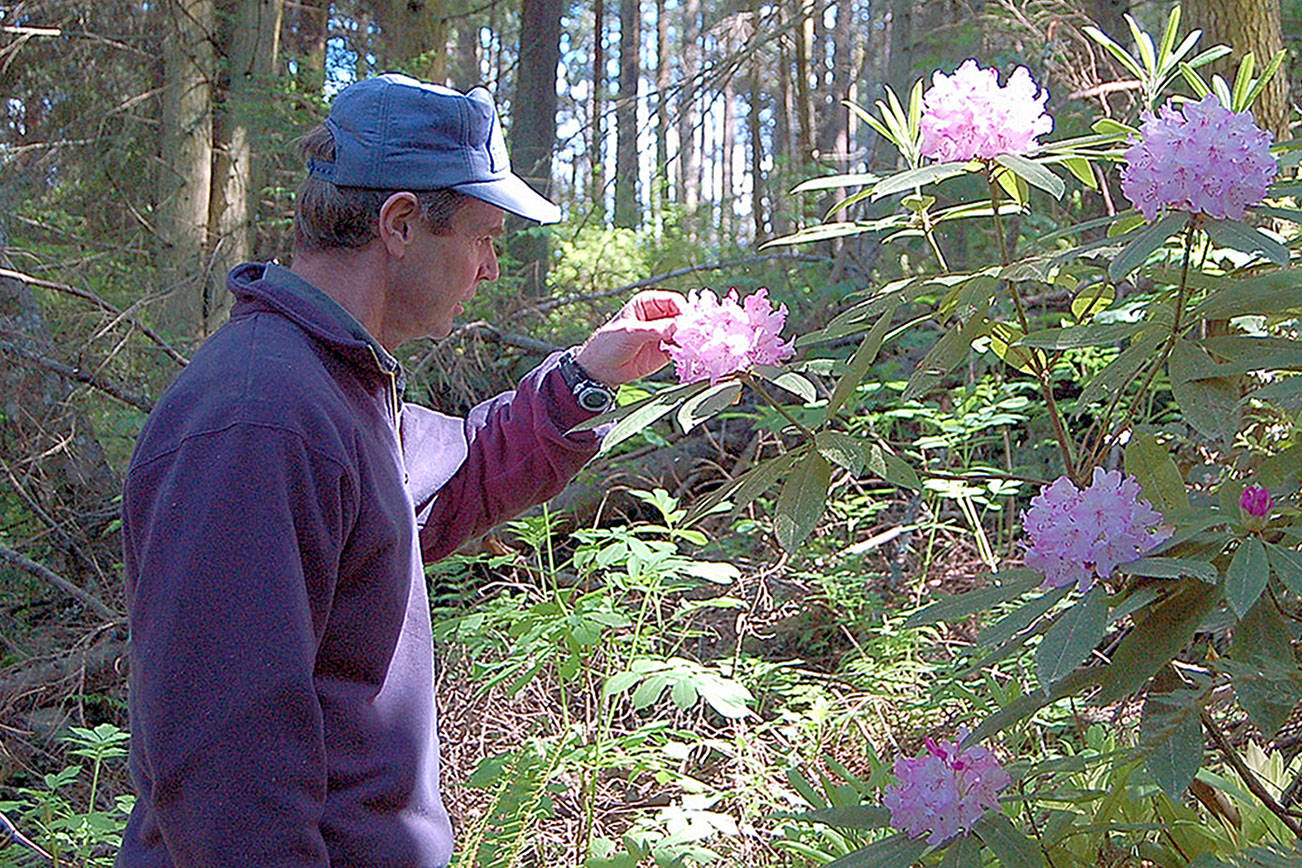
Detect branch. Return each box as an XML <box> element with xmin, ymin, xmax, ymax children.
<box><xmin>0</xmin><ymin>545</ymin><xmax>119</xmax><ymax>621</ymax></box>
<box><xmin>0</xmin><ymin>267</ymin><xmax>188</xmax><ymax>366</ymax></box>
<box><xmin>517</xmin><ymin>253</ymin><xmax>827</xmax><ymax>318</ymax></box>
<box><xmin>0</xmin><ymin>339</ymin><xmax>154</xmax><ymax>412</ymax></box>
<box><xmin>448</xmin><ymin>322</ymin><xmax>563</xmax><ymax>354</ymax></box>
<box><xmin>1201</xmin><ymin>708</ymin><xmax>1302</xmax><ymax>837</ymax></box>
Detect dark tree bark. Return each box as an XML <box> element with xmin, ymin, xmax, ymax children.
<box><xmin>613</xmin><ymin>0</ymin><xmax>641</xmax><ymax>228</ymax></box>
<box><xmin>592</xmin><ymin>0</ymin><xmax>607</xmax><ymax>222</ymax></box>
<box><xmin>677</xmin><ymin>0</ymin><xmax>702</xmax><ymax>229</ymax></box>
<box><xmin>654</xmin><ymin>0</ymin><xmax>671</xmax><ymax>231</ymax></box>
<box><xmin>510</xmin><ymin>0</ymin><xmax>563</xmax><ymax>295</ymax></box>
<box><xmin>375</xmin><ymin>0</ymin><xmax>450</xmax><ymax>82</ymax></box>
<box><xmin>1185</xmin><ymin>0</ymin><xmax>1289</xmax><ymax>140</ymax></box>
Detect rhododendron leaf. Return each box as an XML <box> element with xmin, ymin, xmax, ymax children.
<box><xmin>978</xmin><ymin>586</ymin><xmax>1068</xmax><ymax>647</ymax></box>
<box><xmin>1070</xmin><ymin>284</ymin><xmax>1115</xmax><ymax>321</ymax></box>
<box><xmin>878</xmin><ymin>451</ymin><xmax>921</xmax><ymax>491</ymax></box>
<box><xmin>974</xmin><ymin>812</ymin><xmax>1043</xmax><ymax>868</ymax></box>
<box><xmin>1059</xmin><ymin>155</ymin><xmax>1097</xmax><ymax>189</ymax></box>
<box><xmin>1093</xmin><ymin>117</ymin><xmax>1136</xmax><ymax>137</ymax></box>
<box><xmin>751</xmin><ymin>367</ymin><xmax>817</xmax><ymax>402</ymax></box>
<box><xmin>1108</xmin><ymin>212</ymin><xmax>1147</xmax><ymax>237</ymax></box>
<box><xmin>871</xmin><ymin>162</ymin><xmax>970</xmax><ymax>200</ymax></box>
<box><xmin>1077</xmin><ymin>329</ymin><xmax>1164</xmax><ymax>408</ymax></box>
<box><xmin>815</xmin><ymin>431</ymin><xmax>867</xmax><ymax>476</ymax></box>
<box><xmin>826</xmin><ymin>305</ymin><xmax>897</xmax><ymax>419</ymax></box>
<box><xmin>1036</xmin><ymin>587</ymin><xmax>1108</xmax><ymax>689</ymax></box>
<box><xmin>774</xmin><ymin>451</ymin><xmax>832</xmax><ymax>552</ymax></box>
<box><xmin>1117</xmin><ymin>556</ymin><xmax>1217</xmax><ymax>582</ymax></box>
<box><xmin>903</xmin><ymin>315</ymin><xmax>990</xmax><ymax>401</ymax></box>
<box><xmin>995</xmin><ymin>167</ymin><xmax>1029</xmax><ymax>206</ymax></box>
<box><xmin>1226</xmin><ymin>537</ymin><xmax>1269</xmax><ymax>618</ymax></box>
<box><xmin>684</xmin><ymin>451</ymin><xmax>800</xmax><ymax>524</ymax></box>
<box><xmin>826</xmin><ymin>833</ymin><xmax>929</xmax><ymax>868</ymax></box>
<box><xmin>675</xmin><ymin>381</ymin><xmax>741</xmax><ymax>434</ymax></box>
<box><xmin>1083</xmin><ymin>25</ymin><xmax>1145</xmax><ymax>81</ymax></box>
<box><xmin>1140</xmin><ymin>681</ymin><xmax>1204</xmax><ymax>799</ymax></box>
<box><xmin>1109</xmin><ymin>212</ymin><xmax>1188</xmax><ymax>281</ymax></box>
<box><xmin>1240</xmin><ymin>50</ymin><xmax>1287</xmax><ymax>113</ymax></box>
<box><xmin>1124</xmin><ymin>431</ymin><xmax>1190</xmax><ymax>515</ymax></box>
<box><xmin>1179</xmin><ymin>61</ymin><xmax>1213</xmax><ymax>98</ymax></box>
<box><xmin>1267</xmin><ymin>544</ymin><xmax>1302</xmax><ymax>595</ymax></box>
<box><xmin>787</xmin><ymin>805</ymin><xmax>892</xmax><ymax>830</ymax></box>
<box><xmin>1169</xmin><ymin>339</ymin><xmax>1241</xmax><ymax>443</ymax></box>
<box><xmin>1221</xmin><ymin>655</ymin><xmax>1302</xmax><ymax>739</ymax></box>
<box><xmin>937</xmin><ymin>833</ymin><xmax>981</xmax><ymax>868</ymax></box>
<box><xmin>904</xmin><ymin>569</ymin><xmax>1041</xmax><ymax>629</ymax></box>
<box><xmin>1019</xmin><ymin>321</ymin><xmax>1143</xmax><ymax>349</ymax></box>
<box><xmin>986</xmin><ymin>321</ymin><xmax>1043</xmax><ymax>376</ymax></box>
<box><xmin>791</xmin><ymin>172</ymin><xmax>880</xmax><ymax>193</ymax></box>
<box><xmin>1203</xmin><ymin>218</ymin><xmax>1290</xmax><ymax>266</ymax></box>
<box><xmin>996</xmin><ymin>154</ymin><xmax>1065</xmax><ymax>199</ymax></box>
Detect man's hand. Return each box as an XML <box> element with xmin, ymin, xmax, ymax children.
<box><xmin>573</xmin><ymin>290</ymin><xmax>684</xmax><ymax>386</ymax></box>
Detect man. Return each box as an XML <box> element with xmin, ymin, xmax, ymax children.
<box><xmin>118</xmin><ymin>74</ymin><xmax>681</xmax><ymax>866</ymax></box>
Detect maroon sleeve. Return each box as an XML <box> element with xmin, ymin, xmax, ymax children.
<box><xmin>414</xmin><ymin>352</ymin><xmax>600</xmax><ymax>561</ymax></box>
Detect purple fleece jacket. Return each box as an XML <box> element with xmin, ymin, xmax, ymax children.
<box><xmin>118</xmin><ymin>263</ymin><xmax>600</xmax><ymax>867</ymax></box>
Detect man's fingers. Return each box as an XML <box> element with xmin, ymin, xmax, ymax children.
<box><xmin>629</xmin><ymin>290</ymin><xmax>685</xmax><ymax>321</ymax></box>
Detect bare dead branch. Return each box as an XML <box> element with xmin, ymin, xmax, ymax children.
<box><xmin>0</xmin><ymin>545</ymin><xmax>119</xmax><ymax>621</ymax></box>
<box><xmin>0</xmin><ymin>267</ymin><xmax>188</xmax><ymax>367</ymax></box>
<box><xmin>0</xmin><ymin>339</ymin><xmax>154</xmax><ymax>412</ymax></box>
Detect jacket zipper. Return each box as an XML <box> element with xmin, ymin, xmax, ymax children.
<box><xmin>368</xmin><ymin>346</ymin><xmax>404</xmax><ymax>457</ymax></box>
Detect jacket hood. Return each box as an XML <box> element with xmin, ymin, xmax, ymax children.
<box><xmin>227</xmin><ymin>262</ymin><xmax>401</xmax><ymax>379</ymax></box>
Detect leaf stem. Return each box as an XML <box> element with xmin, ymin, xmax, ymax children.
<box><xmin>742</xmin><ymin>373</ymin><xmax>818</xmax><ymax>440</ymax></box>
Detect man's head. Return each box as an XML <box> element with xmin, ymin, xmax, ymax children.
<box><xmin>294</xmin><ymin>74</ymin><xmax>559</xmax><ymax>253</ymax></box>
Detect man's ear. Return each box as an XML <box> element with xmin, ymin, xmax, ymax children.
<box><xmin>378</xmin><ymin>192</ymin><xmax>421</xmax><ymax>257</ymax></box>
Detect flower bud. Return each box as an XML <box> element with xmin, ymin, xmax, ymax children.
<box><xmin>1239</xmin><ymin>485</ymin><xmax>1272</xmax><ymax>530</ymax></box>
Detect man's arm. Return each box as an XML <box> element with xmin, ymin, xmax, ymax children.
<box><xmin>414</xmin><ymin>290</ymin><xmax>681</xmax><ymax>561</ymax></box>
<box><xmin>122</xmin><ymin>425</ymin><xmax>348</xmax><ymax>866</ymax></box>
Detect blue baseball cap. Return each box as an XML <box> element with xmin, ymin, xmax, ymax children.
<box><xmin>308</xmin><ymin>73</ymin><xmax>561</xmax><ymax>224</ymax></box>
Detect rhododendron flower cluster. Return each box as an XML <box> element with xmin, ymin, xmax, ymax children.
<box><xmin>883</xmin><ymin>730</ymin><xmax>1011</xmax><ymax>845</ymax></box>
<box><xmin>1121</xmin><ymin>94</ymin><xmax>1277</xmax><ymax>221</ymax></box>
<box><xmin>919</xmin><ymin>59</ymin><xmax>1053</xmax><ymax>162</ymax></box>
<box><xmin>663</xmin><ymin>288</ymin><xmax>794</xmax><ymax>384</ymax></box>
<box><xmin>1022</xmin><ymin>468</ymin><xmax>1170</xmax><ymax>591</ymax></box>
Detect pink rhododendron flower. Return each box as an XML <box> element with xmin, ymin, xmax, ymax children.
<box><xmin>883</xmin><ymin>729</ymin><xmax>1011</xmax><ymax>845</ymax></box>
<box><xmin>919</xmin><ymin>59</ymin><xmax>1053</xmax><ymax>162</ymax></box>
<box><xmin>1022</xmin><ymin>468</ymin><xmax>1170</xmax><ymax>591</ymax></box>
<box><xmin>663</xmin><ymin>288</ymin><xmax>794</xmax><ymax>384</ymax></box>
<box><xmin>1121</xmin><ymin>94</ymin><xmax>1276</xmax><ymax>221</ymax></box>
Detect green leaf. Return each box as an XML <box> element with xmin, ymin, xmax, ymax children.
<box><xmin>938</xmin><ymin>834</ymin><xmax>982</xmax><ymax>868</ymax></box>
<box><xmin>1036</xmin><ymin>587</ymin><xmax>1109</xmax><ymax>689</ymax></box>
<box><xmin>773</xmin><ymin>451</ymin><xmax>832</xmax><ymax>552</ymax></box>
<box><xmin>1221</xmin><ymin>656</ymin><xmax>1302</xmax><ymax>740</ymax></box>
<box><xmin>1168</xmin><ymin>339</ymin><xmax>1241</xmax><ymax>443</ymax></box>
<box><xmin>1071</xmin><ymin>283</ymin><xmax>1115</xmax><ymax>321</ymax></box>
<box><xmin>1109</xmin><ymin>212</ymin><xmax>1189</xmax><ymax>282</ymax></box>
<box><xmin>676</xmin><ymin>381</ymin><xmax>742</xmax><ymax>434</ymax></box>
<box><xmin>825</xmin><ymin>832</ymin><xmax>930</xmax><ymax>868</ymax></box>
<box><xmin>1203</xmin><ymin>218</ymin><xmax>1290</xmax><ymax>266</ymax></box>
<box><xmin>684</xmin><ymin>451</ymin><xmax>800</xmax><ymax>524</ymax></box>
<box><xmin>1140</xmin><ymin>680</ymin><xmax>1204</xmax><ymax>799</ymax></box>
<box><xmin>1094</xmin><ymin>581</ymin><xmax>1221</xmax><ymax>705</ymax></box>
<box><xmin>878</xmin><ymin>450</ymin><xmax>921</xmax><ymax>490</ymax></box>
<box><xmin>986</xmin><ymin>321</ymin><xmax>1045</xmax><ymax>376</ymax></box>
<box><xmin>903</xmin><ymin>314</ymin><xmax>990</xmax><ymax>401</ymax></box>
<box><xmin>752</xmin><ymin>366</ymin><xmax>818</xmax><ymax>403</ymax></box>
<box><xmin>1077</xmin><ymin>329</ymin><xmax>1164</xmax><ymax>408</ymax></box>
<box><xmin>1117</xmin><ymin>557</ymin><xmax>1218</xmax><ymax>582</ymax></box>
<box><xmin>978</xmin><ymin>586</ymin><xmax>1069</xmax><ymax>647</ymax></box>
<box><xmin>904</xmin><ymin>569</ymin><xmax>1041</xmax><ymax>629</ymax></box>
<box><xmin>1019</xmin><ymin>321</ymin><xmax>1143</xmax><ymax>349</ymax></box>
<box><xmin>1225</xmin><ymin>537</ymin><xmax>1269</xmax><ymax>618</ymax></box>
<box><xmin>787</xmin><ymin>804</ymin><xmax>892</xmax><ymax>830</ymax></box>
<box><xmin>1267</xmin><ymin>544</ymin><xmax>1302</xmax><ymax>595</ymax></box>
<box><xmin>996</xmin><ymin>154</ymin><xmax>1065</xmax><ymax>199</ymax></box>
<box><xmin>1247</xmin><ymin>376</ymin><xmax>1302</xmax><ymax>411</ymax></box>
<box><xmin>1124</xmin><ymin>431</ymin><xmax>1190</xmax><ymax>515</ymax></box>
<box><xmin>827</xmin><ymin>305</ymin><xmax>898</xmax><ymax>418</ymax></box>
<box><xmin>792</xmin><ymin>172</ymin><xmax>881</xmax><ymax>193</ymax></box>
<box><xmin>871</xmin><ymin>161</ymin><xmax>972</xmax><ymax>199</ymax></box>
<box><xmin>585</xmin><ymin>381</ymin><xmax>709</xmax><ymax>452</ymax></box>
<box><xmin>816</xmin><ymin>431</ymin><xmax>867</xmax><ymax>476</ymax></box>
<box><xmin>1060</xmin><ymin>155</ymin><xmax>1098</xmax><ymax>189</ymax></box>
<box><xmin>973</xmin><ymin>811</ymin><xmax>1045</xmax><ymax>868</ymax></box>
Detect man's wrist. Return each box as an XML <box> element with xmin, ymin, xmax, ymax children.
<box><xmin>558</xmin><ymin>350</ymin><xmax>616</xmax><ymax>414</ymax></box>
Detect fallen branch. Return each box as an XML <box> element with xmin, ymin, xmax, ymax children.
<box><xmin>0</xmin><ymin>545</ymin><xmax>119</xmax><ymax>621</ymax></box>
<box><xmin>0</xmin><ymin>339</ymin><xmax>154</xmax><ymax>412</ymax></box>
<box><xmin>0</xmin><ymin>267</ymin><xmax>188</xmax><ymax>366</ymax></box>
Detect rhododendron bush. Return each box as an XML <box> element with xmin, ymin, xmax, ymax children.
<box><xmin>590</xmin><ymin>5</ymin><xmax>1302</xmax><ymax>864</ymax></box>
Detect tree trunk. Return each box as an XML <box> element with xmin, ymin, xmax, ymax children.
<box><xmin>613</xmin><ymin>0</ymin><xmax>641</xmax><ymax>228</ymax></box>
<box><xmin>451</xmin><ymin>20</ymin><xmax>482</xmax><ymax>88</ymax></box>
<box><xmin>591</xmin><ymin>0</ymin><xmax>607</xmax><ymax>223</ymax></box>
<box><xmin>748</xmin><ymin>60</ymin><xmax>767</xmax><ymax>241</ymax></box>
<box><xmin>375</xmin><ymin>0</ymin><xmax>450</xmax><ymax>82</ymax></box>
<box><xmin>208</xmin><ymin>0</ymin><xmax>283</xmax><ymax>333</ymax></box>
<box><xmin>792</xmin><ymin>0</ymin><xmax>816</xmax><ymax>165</ymax></box>
<box><xmin>1185</xmin><ymin>0</ymin><xmax>1288</xmax><ymax>140</ymax></box>
<box><xmin>283</xmin><ymin>0</ymin><xmax>328</xmax><ymax>94</ymax></box>
<box><xmin>721</xmin><ymin>69</ymin><xmax>735</xmax><ymax>242</ymax></box>
<box><xmin>677</xmin><ymin>0</ymin><xmax>701</xmax><ymax>232</ymax></box>
<box><xmin>1086</xmin><ymin>0</ymin><xmax>1129</xmax><ymax>44</ymax></box>
<box><xmin>654</xmin><ymin>0</ymin><xmax>670</xmax><ymax>235</ymax></box>
<box><xmin>156</xmin><ymin>0</ymin><xmax>216</xmax><ymax>337</ymax></box>
<box><xmin>510</xmin><ymin>0</ymin><xmax>563</xmax><ymax>296</ymax></box>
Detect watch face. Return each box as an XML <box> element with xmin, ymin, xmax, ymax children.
<box><xmin>578</xmin><ymin>385</ymin><xmax>614</xmax><ymax>413</ymax></box>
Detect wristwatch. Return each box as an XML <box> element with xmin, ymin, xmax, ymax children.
<box><xmin>558</xmin><ymin>350</ymin><xmax>616</xmax><ymax>414</ymax></box>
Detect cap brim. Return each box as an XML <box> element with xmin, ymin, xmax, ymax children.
<box><xmin>454</xmin><ymin>174</ymin><xmax>561</xmax><ymax>224</ymax></box>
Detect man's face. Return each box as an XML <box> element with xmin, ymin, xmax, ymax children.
<box><xmin>394</xmin><ymin>197</ymin><xmax>504</xmax><ymax>342</ymax></box>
